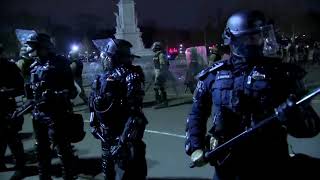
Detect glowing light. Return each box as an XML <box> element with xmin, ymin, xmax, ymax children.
<box><xmin>168</xmin><ymin>48</ymin><xmax>178</xmax><ymax>54</ymax></box>
<box><xmin>71</xmin><ymin>44</ymin><xmax>79</xmax><ymax>52</ymax></box>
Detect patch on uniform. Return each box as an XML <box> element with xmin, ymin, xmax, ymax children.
<box><xmin>251</xmin><ymin>70</ymin><xmax>266</xmax><ymax>80</ymax></box>
<box><xmin>247</xmin><ymin>76</ymin><xmax>252</xmax><ymax>85</ymax></box>
<box><xmin>216</xmin><ymin>70</ymin><xmax>232</xmax><ymax>80</ymax></box>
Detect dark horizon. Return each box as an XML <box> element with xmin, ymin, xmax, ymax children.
<box><xmin>2</xmin><ymin>0</ymin><xmax>320</xmax><ymax>30</ymax></box>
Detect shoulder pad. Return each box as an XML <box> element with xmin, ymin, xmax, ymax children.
<box><xmin>126</xmin><ymin>71</ymin><xmax>140</xmax><ymax>82</ymax></box>
<box><xmin>127</xmin><ymin>65</ymin><xmax>144</xmax><ymax>81</ymax></box>
<box><xmin>111</xmin><ymin>67</ymin><xmax>127</xmax><ymax>80</ymax></box>
<box><xmin>196</xmin><ymin>60</ymin><xmax>226</xmax><ymax>80</ymax></box>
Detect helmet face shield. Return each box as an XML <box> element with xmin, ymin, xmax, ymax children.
<box><xmin>19</xmin><ymin>44</ymin><xmax>34</xmax><ymax>58</ymax></box>
<box><xmin>230</xmin><ymin>25</ymin><xmax>279</xmax><ymax>57</ymax></box>
<box><xmin>261</xmin><ymin>25</ymin><xmax>279</xmax><ymax>56</ymax></box>
<box><xmin>101</xmin><ymin>56</ymin><xmax>114</xmax><ymax>71</ymax></box>
<box><xmin>24</xmin><ymin>44</ymin><xmax>37</xmax><ymax>57</ymax></box>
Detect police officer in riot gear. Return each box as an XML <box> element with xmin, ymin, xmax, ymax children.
<box><xmin>89</xmin><ymin>38</ymin><xmax>148</xmax><ymax>180</ymax></box>
<box><xmin>0</xmin><ymin>44</ymin><xmax>26</xmax><ymax>179</ymax></box>
<box><xmin>184</xmin><ymin>47</ymin><xmax>205</xmax><ymax>94</ymax></box>
<box><xmin>25</xmin><ymin>33</ymin><xmax>78</xmax><ymax>180</ymax></box>
<box><xmin>185</xmin><ymin>10</ymin><xmax>320</xmax><ymax>180</ymax></box>
<box><xmin>151</xmin><ymin>41</ymin><xmax>169</xmax><ymax>108</ymax></box>
<box><xmin>16</xmin><ymin>44</ymin><xmax>34</xmax><ymax>82</ymax></box>
<box><xmin>68</xmin><ymin>50</ymin><xmax>88</xmax><ymax>104</ymax></box>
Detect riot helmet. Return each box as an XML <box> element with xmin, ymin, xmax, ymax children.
<box><xmin>102</xmin><ymin>38</ymin><xmax>140</xmax><ymax>71</ymax></box>
<box><xmin>19</xmin><ymin>44</ymin><xmax>33</xmax><ymax>59</ymax></box>
<box><xmin>222</xmin><ymin>10</ymin><xmax>279</xmax><ymax>58</ymax></box>
<box><xmin>151</xmin><ymin>42</ymin><xmax>163</xmax><ymax>52</ymax></box>
<box><xmin>68</xmin><ymin>50</ymin><xmax>80</xmax><ymax>61</ymax></box>
<box><xmin>25</xmin><ymin>33</ymin><xmax>54</xmax><ymax>58</ymax></box>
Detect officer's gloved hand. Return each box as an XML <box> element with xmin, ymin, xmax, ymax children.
<box><xmin>91</xmin><ymin>127</ymin><xmax>102</xmax><ymax>140</ymax></box>
<box><xmin>191</xmin><ymin>149</ymin><xmax>207</xmax><ymax>167</ymax></box>
<box><xmin>275</xmin><ymin>94</ymin><xmax>297</xmax><ymax>123</ymax></box>
<box><xmin>42</xmin><ymin>89</ymin><xmax>54</xmax><ymax>99</ymax></box>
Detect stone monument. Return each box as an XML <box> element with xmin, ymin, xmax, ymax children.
<box><xmin>114</xmin><ymin>0</ymin><xmax>153</xmax><ymax>56</ymax></box>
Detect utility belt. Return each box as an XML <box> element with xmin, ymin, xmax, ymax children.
<box><xmin>99</xmin><ymin>120</ymin><xmax>126</xmax><ymax>137</ymax></box>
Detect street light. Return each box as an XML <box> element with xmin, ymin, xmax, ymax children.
<box><xmin>71</xmin><ymin>44</ymin><xmax>79</xmax><ymax>52</ymax></box>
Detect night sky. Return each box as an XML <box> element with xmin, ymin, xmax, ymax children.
<box><xmin>1</xmin><ymin>0</ymin><xmax>320</xmax><ymax>54</ymax></box>
<box><xmin>2</xmin><ymin>0</ymin><xmax>320</xmax><ymax>30</ymax></box>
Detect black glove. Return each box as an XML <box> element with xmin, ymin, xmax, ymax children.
<box><xmin>191</xmin><ymin>149</ymin><xmax>207</xmax><ymax>167</ymax></box>
<box><xmin>275</xmin><ymin>94</ymin><xmax>297</xmax><ymax>123</ymax></box>
<box><xmin>91</xmin><ymin>127</ymin><xmax>103</xmax><ymax>141</ymax></box>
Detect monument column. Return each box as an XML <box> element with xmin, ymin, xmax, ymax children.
<box><xmin>114</xmin><ymin>0</ymin><xmax>153</xmax><ymax>56</ymax></box>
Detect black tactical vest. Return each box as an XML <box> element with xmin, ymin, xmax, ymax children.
<box><xmin>211</xmin><ymin>62</ymin><xmax>286</xmax><ymax>139</ymax></box>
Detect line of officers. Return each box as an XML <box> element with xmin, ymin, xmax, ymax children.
<box><xmin>1</xmin><ymin>10</ymin><xmax>320</xmax><ymax>180</ymax></box>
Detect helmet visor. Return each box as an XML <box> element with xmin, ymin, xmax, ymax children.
<box><xmin>231</xmin><ymin>25</ymin><xmax>279</xmax><ymax>57</ymax></box>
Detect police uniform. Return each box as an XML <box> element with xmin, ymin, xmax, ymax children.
<box><xmin>16</xmin><ymin>44</ymin><xmax>34</xmax><ymax>83</ymax></box>
<box><xmin>153</xmin><ymin>50</ymin><xmax>169</xmax><ymax>104</ymax></box>
<box><xmin>0</xmin><ymin>57</ymin><xmax>25</xmax><ymax>174</ymax></box>
<box><xmin>151</xmin><ymin>42</ymin><xmax>169</xmax><ymax>107</ymax></box>
<box><xmin>26</xmin><ymin>33</ymin><xmax>78</xmax><ymax>180</ymax></box>
<box><xmin>185</xmin><ymin>47</ymin><xmax>205</xmax><ymax>94</ymax></box>
<box><xmin>89</xmin><ymin>38</ymin><xmax>148</xmax><ymax>180</ymax></box>
<box><xmin>185</xmin><ymin>10</ymin><xmax>320</xmax><ymax>180</ymax></box>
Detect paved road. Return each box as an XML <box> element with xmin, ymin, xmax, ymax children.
<box><xmin>1</xmin><ymin>64</ymin><xmax>320</xmax><ymax>180</ymax></box>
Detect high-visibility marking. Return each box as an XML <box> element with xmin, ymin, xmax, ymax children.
<box><xmin>144</xmin><ymin>129</ymin><xmax>186</xmax><ymax>138</ymax></box>
<box><xmin>84</xmin><ymin>120</ymin><xmax>186</xmax><ymax>138</ymax></box>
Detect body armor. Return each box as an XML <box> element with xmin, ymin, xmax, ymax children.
<box><xmin>0</xmin><ymin>58</ymin><xmax>25</xmax><ymax>176</ymax></box>
<box><xmin>90</xmin><ymin>64</ymin><xmax>147</xmax><ymax>180</ymax></box>
<box><xmin>186</xmin><ymin>56</ymin><xmax>320</xmax><ymax>179</ymax></box>
<box><xmin>29</xmin><ymin>55</ymin><xmax>78</xmax><ymax>180</ymax></box>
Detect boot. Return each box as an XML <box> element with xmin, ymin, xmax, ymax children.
<box><xmin>35</xmin><ymin>143</ymin><xmax>52</xmax><ymax>180</ymax></box>
<box><xmin>160</xmin><ymin>90</ymin><xmax>168</xmax><ymax>107</ymax></box>
<box><xmin>154</xmin><ymin>90</ymin><xmax>168</xmax><ymax>109</ymax></box>
<box><xmin>9</xmin><ymin>133</ymin><xmax>27</xmax><ymax>180</ymax></box>
<box><xmin>10</xmin><ymin>136</ymin><xmax>25</xmax><ymax>170</ymax></box>
<box><xmin>102</xmin><ymin>143</ymin><xmax>115</xmax><ymax>180</ymax></box>
<box><xmin>57</xmin><ymin>144</ymin><xmax>78</xmax><ymax>180</ymax></box>
<box><xmin>154</xmin><ymin>88</ymin><xmax>161</xmax><ymax>104</ymax></box>
<box><xmin>10</xmin><ymin>159</ymin><xmax>27</xmax><ymax>180</ymax></box>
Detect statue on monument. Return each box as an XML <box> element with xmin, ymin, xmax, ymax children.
<box><xmin>114</xmin><ymin>12</ymin><xmax>121</xmax><ymax>32</ymax></box>
<box><xmin>114</xmin><ymin>0</ymin><xmax>153</xmax><ymax>56</ymax></box>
